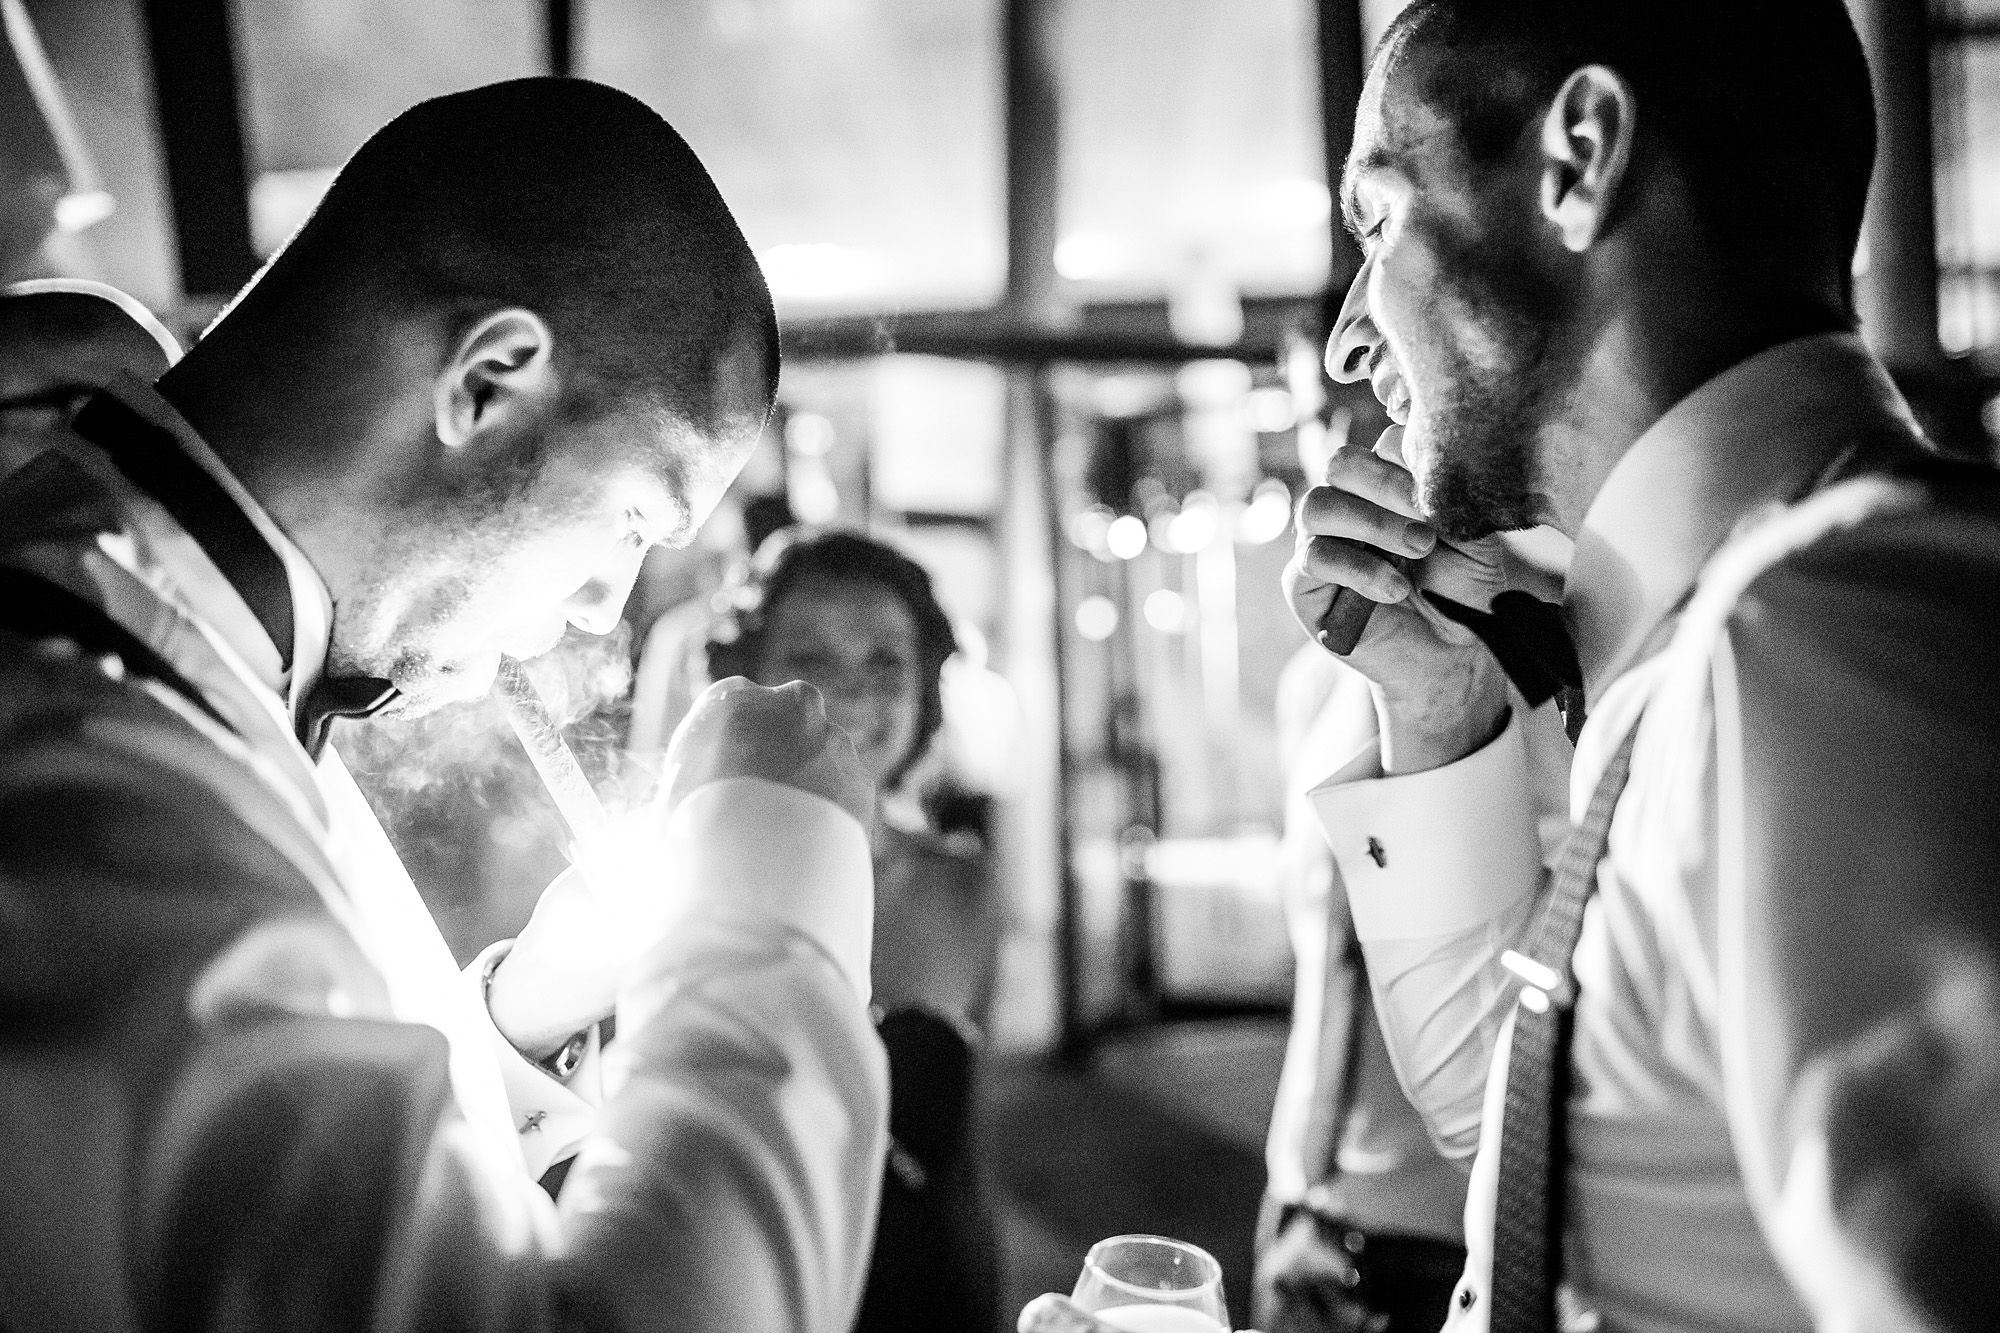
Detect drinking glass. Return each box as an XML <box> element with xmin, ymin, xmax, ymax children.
<box><xmin>1070</xmin><ymin>1234</ymin><xmax>1229</xmax><ymax>1332</ymax></box>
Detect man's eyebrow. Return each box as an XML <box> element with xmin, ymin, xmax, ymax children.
<box><xmin>1340</xmin><ymin>147</ymin><xmax>1398</xmax><ymax>240</ymax></box>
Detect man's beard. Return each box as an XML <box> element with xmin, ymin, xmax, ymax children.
<box><xmin>1409</xmin><ymin>235</ymin><xmax>1565</xmax><ymax>541</ymax></box>
<box><xmin>1418</xmin><ymin>361</ymin><xmax>1547</xmax><ymax>541</ymax></box>
<box><xmin>325</xmin><ymin>487</ymin><xmax>534</xmax><ymax>713</ymax></box>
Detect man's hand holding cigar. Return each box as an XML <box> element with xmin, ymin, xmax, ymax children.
<box><xmin>1282</xmin><ymin>421</ymin><xmax>1512</xmax><ymax>775</ymax></box>
<box><xmin>487</xmin><ymin>676</ymin><xmax>874</xmax><ymax>1057</ymax></box>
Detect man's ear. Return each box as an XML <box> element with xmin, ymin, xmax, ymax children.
<box><xmin>435</xmin><ymin>308</ymin><xmax>557</xmax><ymax>450</ymax></box>
<box><xmin>1539</xmin><ymin>65</ymin><xmax>1636</xmax><ymax>254</ymax></box>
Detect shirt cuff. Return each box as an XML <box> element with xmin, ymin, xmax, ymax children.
<box><xmin>664</xmin><ymin>776</ymin><xmax>875</xmax><ymax>1004</ymax></box>
<box><xmin>465</xmin><ymin>940</ymin><xmax>603</xmax><ymax>1179</ymax></box>
<box><xmin>1307</xmin><ymin>707</ymin><xmax>1541</xmax><ymax>942</ymax></box>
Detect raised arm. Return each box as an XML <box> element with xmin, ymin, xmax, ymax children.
<box><xmin>1</xmin><ymin>665</ymin><xmax>886</xmax><ymax>1333</ymax></box>
<box><xmin>1307</xmin><ymin>704</ymin><xmax>1565</xmax><ymax>1161</ymax></box>
<box><xmin>1283</xmin><ymin>425</ymin><xmax>1567</xmax><ymax>1159</ymax></box>
<box><xmin>546</xmin><ymin>678</ymin><xmax>886</xmax><ymax>1331</ymax></box>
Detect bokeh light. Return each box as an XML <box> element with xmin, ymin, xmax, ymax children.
<box><xmin>1166</xmin><ymin>492</ymin><xmax>1218</xmax><ymax>553</ymax></box>
<box><xmin>1143</xmin><ymin>588</ymin><xmax>1188</xmax><ymax>633</ymax></box>
<box><xmin>1105</xmin><ymin>514</ymin><xmax>1149</xmax><ymax>560</ymax></box>
<box><xmin>1075</xmin><ymin>595</ymin><xmax>1120</xmax><ymax>641</ymax></box>
<box><xmin>1236</xmin><ymin>477</ymin><xmax>1293</xmax><ymax>544</ymax></box>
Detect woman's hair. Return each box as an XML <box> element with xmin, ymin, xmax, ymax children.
<box><xmin>705</xmin><ymin>527</ymin><xmax>958</xmax><ymax>781</ymax></box>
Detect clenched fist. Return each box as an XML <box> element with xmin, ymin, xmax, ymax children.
<box><xmin>662</xmin><ymin>676</ymin><xmax>872</xmax><ymax>828</ymax></box>
<box><xmin>488</xmin><ymin>679</ymin><xmax>875</xmax><ymax>1057</ymax></box>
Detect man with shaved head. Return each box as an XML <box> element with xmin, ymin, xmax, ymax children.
<box><xmin>0</xmin><ymin>79</ymin><xmax>884</xmax><ymax>1331</ymax></box>
<box><xmin>1285</xmin><ymin>2</ymin><xmax>2000</xmax><ymax>1331</ymax></box>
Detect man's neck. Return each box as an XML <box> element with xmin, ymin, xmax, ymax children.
<box><xmin>152</xmin><ymin>317</ymin><xmax>437</xmax><ymax>627</ymax></box>
<box><xmin>1538</xmin><ymin>287</ymin><xmax>1850</xmax><ymax>537</ymax></box>
<box><xmin>155</xmin><ymin>326</ymin><xmax>315</xmax><ymax>502</ymax></box>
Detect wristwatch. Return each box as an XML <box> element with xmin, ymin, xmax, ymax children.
<box><xmin>540</xmin><ymin>1026</ymin><xmax>591</xmax><ymax>1080</ymax></box>
<box><xmin>479</xmin><ymin>945</ymin><xmax>593</xmax><ymax>1081</ymax></box>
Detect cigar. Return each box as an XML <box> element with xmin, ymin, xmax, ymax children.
<box><xmin>493</xmin><ymin>656</ymin><xmax>612</xmax><ymax>854</ymax></box>
<box><xmin>1317</xmin><ymin>583</ymin><xmax>1378</xmax><ymax>655</ymax></box>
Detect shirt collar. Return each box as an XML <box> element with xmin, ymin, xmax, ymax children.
<box><xmin>1564</xmin><ymin>332</ymin><xmax>1923</xmax><ymax>696</ymax></box>
<box><xmin>88</xmin><ymin>371</ymin><xmax>336</xmax><ymax>719</ymax></box>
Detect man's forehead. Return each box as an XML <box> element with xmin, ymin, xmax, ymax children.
<box><xmin>645</xmin><ymin>416</ymin><xmax>763</xmax><ymax>546</ymax></box>
<box><xmin>1342</xmin><ymin>43</ymin><xmax>1461</xmax><ymax>213</ymax></box>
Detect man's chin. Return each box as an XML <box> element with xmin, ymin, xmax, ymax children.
<box><xmin>1417</xmin><ymin>469</ymin><xmax>1533</xmax><ymax>542</ymax></box>
<box><xmin>1408</xmin><ymin>417</ymin><xmax>1541</xmax><ymax>543</ymax></box>
<box><xmin>381</xmin><ymin>657</ymin><xmax>500</xmax><ymax>718</ymax></box>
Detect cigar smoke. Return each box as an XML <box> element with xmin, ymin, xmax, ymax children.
<box><xmin>338</xmin><ymin>625</ymin><xmax>638</xmax><ymax>959</ymax></box>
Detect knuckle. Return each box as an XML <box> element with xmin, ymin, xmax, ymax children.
<box><xmin>1324</xmin><ymin>443</ymin><xmax>1367</xmax><ymax>480</ymax></box>
<box><xmin>1304</xmin><ymin>534</ymin><xmax>1357</xmax><ymax>577</ymax></box>
<box><xmin>1300</xmin><ymin>485</ymin><xmax>1358</xmax><ymax>534</ymax></box>
<box><xmin>1297</xmin><ymin>485</ymin><xmax>1333</xmax><ymax>529</ymax></box>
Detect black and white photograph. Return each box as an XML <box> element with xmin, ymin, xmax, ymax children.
<box><xmin>1</xmin><ymin>2</ymin><xmax>1996</xmax><ymax>1330</ymax></box>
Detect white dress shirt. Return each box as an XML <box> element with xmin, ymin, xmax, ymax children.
<box><xmin>1265</xmin><ymin>644</ymin><xmax>1476</xmax><ymax>1242</ymax></box>
<box><xmin>1308</xmin><ymin>335</ymin><xmax>1927</xmax><ymax>1332</ymax></box>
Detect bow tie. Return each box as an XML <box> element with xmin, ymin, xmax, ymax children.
<box><xmin>298</xmin><ymin>674</ymin><xmax>398</xmax><ymax>759</ymax></box>
<box><xmin>1427</xmin><ymin>589</ymin><xmax>1587</xmax><ymax>742</ymax></box>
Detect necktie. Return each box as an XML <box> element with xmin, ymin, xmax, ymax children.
<box><xmin>1427</xmin><ymin>590</ymin><xmax>1586</xmax><ymax>741</ymax></box>
<box><xmin>73</xmin><ymin>393</ymin><xmax>297</xmax><ymax>669</ymax></box>
<box><xmin>1487</xmin><ymin>723</ymin><xmax>1640</xmax><ymax>1333</ymax></box>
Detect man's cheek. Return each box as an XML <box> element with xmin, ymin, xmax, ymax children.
<box><xmin>495</xmin><ymin>614</ymin><xmax>569</xmax><ymax>661</ymax></box>
<box><xmin>1374</xmin><ymin>232</ymin><xmax>1444</xmax><ymax>345</ymax></box>
<box><xmin>1390</xmin><ymin>389</ymin><xmax>1433</xmax><ymax>478</ymax></box>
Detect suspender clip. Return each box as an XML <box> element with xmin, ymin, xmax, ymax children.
<box><xmin>1502</xmin><ymin>949</ymin><xmax>1571</xmax><ymax>1009</ymax></box>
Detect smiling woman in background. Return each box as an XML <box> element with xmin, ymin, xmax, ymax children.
<box><xmin>708</xmin><ymin>526</ymin><xmax>1001</xmax><ymax>1029</ymax></box>
<box><xmin>707</xmin><ymin>525</ymin><xmax>1004</xmax><ymax>1333</ymax></box>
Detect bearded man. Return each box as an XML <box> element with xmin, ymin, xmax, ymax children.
<box><xmin>1284</xmin><ymin>3</ymin><xmax>2000</xmax><ymax>1332</ymax></box>
<box><xmin>0</xmin><ymin>79</ymin><xmax>885</xmax><ymax>1331</ymax></box>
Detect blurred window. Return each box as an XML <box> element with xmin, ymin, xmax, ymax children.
<box><xmin>758</xmin><ymin>354</ymin><xmax>1006</xmax><ymax>628</ymax></box>
<box><xmin>231</xmin><ymin>0</ymin><xmax>541</xmax><ymax>254</ymax></box>
<box><xmin>582</xmin><ymin>0</ymin><xmax>1005</xmax><ymax>316</ymax></box>
<box><xmin>1937</xmin><ymin>3</ymin><xmax>2000</xmax><ymax>361</ymax></box>
<box><xmin>868</xmin><ymin>356</ymin><xmax>1007</xmax><ymax>518</ymax></box>
<box><xmin>1052</xmin><ymin>0</ymin><xmax>1328</xmax><ymax>303</ymax></box>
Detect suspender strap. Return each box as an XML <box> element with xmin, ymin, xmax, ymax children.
<box><xmin>1488</xmin><ymin>723</ymin><xmax>1641</xmax><ymax>1333</ymax></box>
<box><xmin>70</xmin><ymin>392</ymin><xmax>296</xmax><ymax>670</ymax></box>
<box><xmin>0</xmin><ymin>565</ymin><xmax>233</xmax><ymax>734</ymax></box>
<box><xmin>1475</xmin><ymin>428</ymin><xmax>1942</xmax><ymax>1330</ymax></box>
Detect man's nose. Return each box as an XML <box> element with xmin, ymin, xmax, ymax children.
<box><xmin>563</xmin><ymin>551</ymin><xmax>645</xmax><ymax>635</ymax></box>
<box><xmin>1325</xmin><ymin>256</ymin><xmax>1378</xmax><ymax>385</ymax></box>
